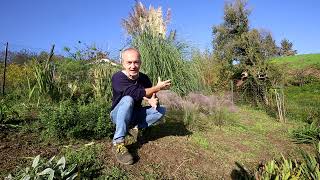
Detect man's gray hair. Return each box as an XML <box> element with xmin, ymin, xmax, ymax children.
<box><xmin>120</xmin><ymin>47</ymin><xmax>140</xmax><ymax>63</ymax></box>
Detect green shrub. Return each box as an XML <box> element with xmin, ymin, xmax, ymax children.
<box><xmin>0</xmin><ymin>99</ymin><xmax>30</xmax><ymax>124</ymax></box>
<box><xmin>40</xmin><ymin>100</ymin><xmax>113</xmax><ymax>139</ymax></box>
<box><xmin>0</xmin><ymin>63</ymin><xmax>34</xmax><ymax>96</ymax></box>
<box><xmin>54</xmin><ymin>59</ymin><xmax>92</xmax><ymax>100</ymax></box>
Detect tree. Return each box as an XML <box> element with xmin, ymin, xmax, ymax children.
<box><xmin>212</xmin><ymin>0</ymin><xmax>250</xmax><ymax>65</ymax></box>
<box><xmin>11</xmin><ymin>49</ymin><xmax>36</xmax><ymax>64</ymax></box>
<box><xmin>211</xmin><ymin>0</ymin><xmax>251</xmax><ymax>89</ymax></box>
<box><xmin>279</xmin><ymin>38</ymin><xmax>297</xmax><ymax>56</ymax></box>
<box><xmin>260</xmin><ymin>31</ymin><xmax>278</xmax><ymax>58</ymax></box>
<box><xmin>237</xmin><ymin>29</ymin><xmax>264</xmax><ymax>66</ymax></box>
<box><xmin>212</xmin><ymin>0</ymin><xmax>283</xmax><ymax>106</ymax></box>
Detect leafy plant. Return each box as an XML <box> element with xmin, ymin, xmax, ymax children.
<box><xmin>7</xmin><ymin>155</ymin><xmax>77</xmax><ymax>180</ymax></box>
<box><xmin>254</xmin><ymin>141</ymin><xmax>320</xmax><ymax>179</ymax></box>
<box><xmin>54</xmin><ymin>59</ymin><xmax>92</xmax><ymax>100</ymax></box>
<box><xmin>257</xmin><ymin>156</ymin><xmax>302</xmax><ymax>180</ymax></box>
<box><xmin>290</xmin><ymin>122</ymin><xmax>320</xmax><ymax>144</ymax></box>
<box><xmin>299</xmin><ymin>142</ymin><xmax>320</xmax><ymax>179</ymax></box>
<box><xmin>0</xmin><ymin>99</ymin><xmax>24</xmax><ymax>124</ymax></box>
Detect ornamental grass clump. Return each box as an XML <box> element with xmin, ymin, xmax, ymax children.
<box><xmin>132</xmin><ymin>31</ymin><xmax>201</xmax><ymax>95</ymax></box>
<box><xmin>31</xmin><ymin>46</ymin><xmax>62</xmax><ymax>101</ymax></box>
<box><xmin>123</xmin><ymin>1</ymin><xmax>201</xmax><ymax>95</ymax></box>
<box><xmin>89</xmin><ymin>63</ymin><xmax>119</xmax><ymax>100</ymax></box>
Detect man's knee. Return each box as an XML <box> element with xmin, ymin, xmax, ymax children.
<box><xmin>111</xmin><ymin>96</ymin><xmax>135</xmax><ymax>123</ymax></box>
<box><xmin>120</xmin><ymin>96</ymin><xmax>134</xmax><ymax>107</ymax></box>
<box><xmin>157</xmin><ymin>106</ymin><xmax>166</xmax><ymax>117</ymax></box>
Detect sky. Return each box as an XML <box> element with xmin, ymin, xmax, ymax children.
<box><xmin>1</xmin><ymin>0</ymin><xmax>319</xmax><ymax>58</ymax></box>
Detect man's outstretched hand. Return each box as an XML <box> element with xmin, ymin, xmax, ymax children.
<box><xmin>143</xmin><ymin>93</ymin><xmax>158</xmax><ymax>109</ymax></box>
<box><xmin>156</xmin><ymin>77</ymin><xmax>171</xmax><ymax>91</ymax></box>
<box><xmin>145</xmin><ymin>76</ymin><xmax>171</xmax><ymax>97</ymax></box>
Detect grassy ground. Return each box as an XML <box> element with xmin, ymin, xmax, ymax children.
<box><xmin>0</xmin><ymin>105</ymin><xmax>307</xmax><ymax>179</ymax></box>
<box><xmin>284</xmin><ymin>82</ymin><xmax>320</xmax><ymax>123</ymax></box>
<box><xmin>270</xmin><ymin>54</ymin><xmax>320</xmax><ymax>123</ymax></box>
<box><xmin>271</xmin><ymin>53</ymin><xmax>320</xmax><ymax>70</ymax></box>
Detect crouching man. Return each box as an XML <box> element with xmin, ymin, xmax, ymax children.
<box><xmin>110</xmin><ymin>48</ymin><xmax>171</xmax><ymax>165</ymax></box>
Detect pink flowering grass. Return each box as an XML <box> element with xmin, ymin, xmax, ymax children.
<box><xmin>157</xmin><ymin>90</ymin><xmax>237</xmax><ymax>113</ymax></box>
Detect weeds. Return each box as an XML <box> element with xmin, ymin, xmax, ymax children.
<box><xmin>63</xmin><ymin>144</ymin><xmax>103</xmax><ymax>178</ymax></box>
<box><xmin>100</xmin><ymin>167</ymin><xmax>130</xmax><ymax>180</ymax></box>
<box><xmin>40</xmin><ymin>100</ymin><xmax>113</xmax><ymax>140</ymax></box>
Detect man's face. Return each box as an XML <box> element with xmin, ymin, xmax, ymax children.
<box><xmin>122</xmin><ymin>50</ymin><xmax>141</xmax><ymax>79</ymax></box>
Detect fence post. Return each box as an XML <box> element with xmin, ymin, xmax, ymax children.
<box><xmin>230</xmin><ymin>80</ymin><xmax>234</xmax><ymax>104</ymax></box>
<box><xmin>47</xmin><ymin>44</ymin><xmax>55</xmax><ymax>62</ymax></box>
<box><xmin>2</xmin><ymin>42</ymin><xmax>8</xmax><ymax>96</ymax></box>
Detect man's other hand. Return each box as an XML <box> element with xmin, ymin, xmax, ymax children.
<box><xmin>143</xmin><ymin>93</ymin><xmax>158</xmax><ymax>109</ymax></box>
<box><xmin>156</xmin><ymin>77</ymin><xmax>171</xmax><ymax>91</ymax></box>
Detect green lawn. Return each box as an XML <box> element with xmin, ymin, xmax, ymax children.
<box><xmin>271</xmin><ymin>53</ymin><xmax>320</xmax><ymax>70</ymax></box>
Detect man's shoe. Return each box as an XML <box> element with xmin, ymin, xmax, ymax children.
<box><xmin>128</xmin><ymin>126</ymin><xmax>139</xmax><ymax>142</ymax></box>
<box><xmin>112</xmin><ymin>142</ymin><xmax>134</xmax><ymax>165</ymax></box>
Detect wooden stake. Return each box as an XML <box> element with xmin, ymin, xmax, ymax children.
<box><xmin>2</xmin><ymin>42</ymin><xmax>8</xmax><ymax>96</ymax></box>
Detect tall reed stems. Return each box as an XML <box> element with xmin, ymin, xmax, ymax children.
<box><xmin>132</xmin><ymin>31</ymin><xmax>201</xmax><ymax>95</ymax></box>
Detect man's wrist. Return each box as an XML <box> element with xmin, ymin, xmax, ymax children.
<box><xmin>155</xmin><ymin>85</ymin><xmax>161</xmax><ymax>92</ymax></box>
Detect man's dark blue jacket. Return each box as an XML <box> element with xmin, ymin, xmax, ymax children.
<box><xmin>111</xmin><ymin>71</ymin><xmax>152</xmax><ymax>110</ymax></box>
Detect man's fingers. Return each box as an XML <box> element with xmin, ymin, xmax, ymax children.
<box><xmin>143</xmin><ymin>97</ymin><xmax>149</xmax><ymax>101</ymax></box>
<box><xmin>158</xmin><ymin>77</ymin><xmax>171</xmax><ymax>83</ymax></box>
<box><xmin>152</xmin><ymin>93</ymin><xmax>156</xmax><ymax>98</ymax></box>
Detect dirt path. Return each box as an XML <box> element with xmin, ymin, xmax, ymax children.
<box><xmin>0</xmin><ymin>126</ymin><xmax>60</xmax><ymax>177</ymax></box>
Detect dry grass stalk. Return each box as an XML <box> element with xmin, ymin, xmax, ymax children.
<box><xmin>274</xmin><ymin>88</ymin><xmax>286</xmax><ymax>122</ymax></box>
<box><xmin>122</xmin><ymin>1</ymin><xmax>171</xmax><ymax>38</ymax></box>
